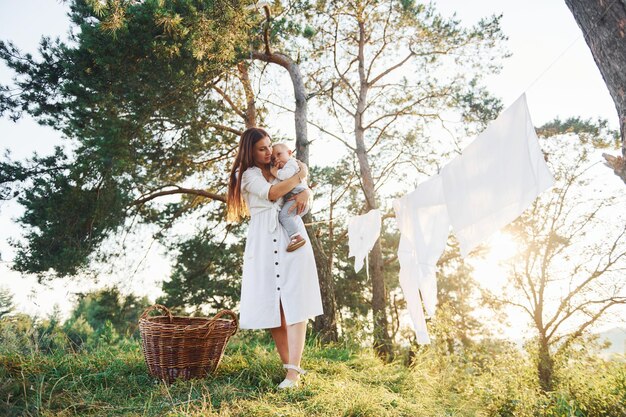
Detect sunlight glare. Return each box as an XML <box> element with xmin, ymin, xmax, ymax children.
<box><xmin>485</xmin><ymin>231</ymin><xmax>519</xmax><ymax>263</ymax></box>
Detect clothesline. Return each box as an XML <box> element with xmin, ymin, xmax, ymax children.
<box><xmin>303</xmin><ymin>212</ymin><xmax>394</xmax><ymax>227</ymax></box>
<box><xmin>518</xmin><ymin>0</ymin><xmax>620</xmax><ymax>97</ymax></box>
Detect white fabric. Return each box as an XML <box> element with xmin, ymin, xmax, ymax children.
<box><xmin>275</xmin><ymin>158</ymin><xmax>299</xmax><ymax>180</ymax></box>
<box><xmin>441</xmin><ymin>94</ymin><xmax>555</xmax><ymax>257</ymax></box>
<box><xmin>397</xmin><ymin>236</ymin><xmax>430</xmax><ymax>344</ymax></box>
<box><xmin>275</xmin><ymin>158</ymin><xmax>308</xmax><ymax>189</ymax></box>
<box><xmin>239</xmin><ymin>166</ymin><xmax>324</xmax><ymax>329</ymax></box>
<box><xmin>394</xmin><ymin>94</ymin><xmax>554</xmax><ymax>344</ymax></box>
<box><xmin>393</xmin><ymin>175</ymin><xmax>450</xmax><ymax>345</ymax></box>
<box><xmin>393</xmin><ymin>175</ymin><xmax>450</xmax><ymax>317</ymax></box>
<box><xmin>347</xmin><ymin>209</ymin><xmax>382</xmax><ymax>273</ymax></box>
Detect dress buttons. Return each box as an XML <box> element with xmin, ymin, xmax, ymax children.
<box><xmin>275</xmin><ymin>262</ymin><xmax>278</xmax><ymax>265</ymax></box>
<box><xmin>276</xmin><ymin>274</ymin><xmax>280</xmax><ymax>278</ymax></box>
<box><xmin>273</xmin><ymin>239</ymin><xmax>277</xmax><ymax>242</ymax></box>
<box><xmin>274</xmin><ymin>250</ymin><xmax>277</xmax><ymax>254</ymax></box>
<box><xmin>277</xmin><ymin>287</ymin><xmax>280</xmax><ymax>290</ymax></box>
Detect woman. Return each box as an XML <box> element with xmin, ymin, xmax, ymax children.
<box><xmin>226</xmin><ymin>127</ymin><xmax>324</xmax><ymax>389</ymax></box>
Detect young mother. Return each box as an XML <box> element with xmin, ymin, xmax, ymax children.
<box><xmin>226</xmin><ymin>127</ymin><xmax>324</xmax><ymax>389</ymax></box>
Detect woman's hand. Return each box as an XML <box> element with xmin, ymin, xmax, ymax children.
<box><xmin>287</xmin><ymin>188</ymin><xmax>310</xmax><ymax>215</ymax></box>
<box><xmin>296</xmin><ymin>160</ymin><xmax>308</xmax><ymax>181</ymax></box>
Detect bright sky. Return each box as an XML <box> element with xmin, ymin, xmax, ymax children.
<box><xmin>0</xmin><ymin>1</ymin><xmax>622</xmax><ymax>339</ymax></box>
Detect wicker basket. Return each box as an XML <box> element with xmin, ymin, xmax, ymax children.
<box><xmin>138</xmin><ymin>304</ymin><xmax>238</xmax><ymax>383</ymax></box>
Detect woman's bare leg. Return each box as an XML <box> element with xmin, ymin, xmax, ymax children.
<box><xmin>270</xmin><ymin>302</ymin><xmax>308</xmax><ymax>382</ymax></box>
<box><xmin>269</xmin><ymin>302</ymin><xmax>289</xmax><ymax>364</ymax></box>
<box><xmin>285</xmin><ymin>320</ymin><xmax>307</xmax><ymax>381</ymax></box>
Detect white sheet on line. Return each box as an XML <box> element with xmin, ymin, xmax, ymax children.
<box><xmin>394</xmin><ymin>93</ymin><xmax>554</xmax><ymax>344</ymax></box>
<box><xmin>441</xmin><ymin>93</ymin><xmax>555</xmax><ymax>257</ymax></box>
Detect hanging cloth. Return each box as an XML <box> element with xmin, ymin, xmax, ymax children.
<box><xmin>397</xmin><ymin>235</ymin><xmax>431</xmax><ymax>344</ymax></box>
<box><xmin>441</xmin><ymin>94</ymin><xmax>555</xmax><ymax>257</ymax></box>
<box><xmin>348</xmin><ymin>209</ymin><xmax>382</xmax><ymax>276</ymax></box>
<box><xmin>393</xmin><ymin>174</ymin><xmax>451</xmax><ymax>344</ymax></box>
<box><xmin>394</xmin><ymin>94</ymin><xmax>554</xmax><ymax>344</ymax></box>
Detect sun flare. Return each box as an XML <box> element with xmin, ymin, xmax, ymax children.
<box><xmin>466</xmin><ymin>231</ymin><xmax>520</xmax><ymax>290</ymax></box>
<box><xmin>485</xmin><ymin>231</ymin><xmax>519</xmax><ymax>263</ymax></box>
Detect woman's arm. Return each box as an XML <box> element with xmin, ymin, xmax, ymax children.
<box><xmin>267</xmin><ymin>161</ymin><xmax>308</xmax><ymax>201</ymax></box>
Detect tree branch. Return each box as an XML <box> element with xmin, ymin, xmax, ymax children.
<box><xmin>203</xmin><ymin>122</ymin><xmax>243</xmax><ymax>136</ymax></box>
<box><xmin>133</xmin><ymin>186</ymin><xmax>225</xmax><ymax>206</ymax></box>
<box><xmin>212</xmin><ymin>84</ymin><xmax>246</xmax><ymax>121</ymax></box>
<box><xmin>333</xmin><ymin>16</ymin><xmax>359</xmax><ymax>100</ymax></box>
<box><xmin>367</xmin><ymin>51</ymin><xmax>414</xmax><ymax>87</ymax></box>
<box><xmin>555</xmin><ymin>298</ymin><xmax>626</xmax><ymax>355</ymax></box>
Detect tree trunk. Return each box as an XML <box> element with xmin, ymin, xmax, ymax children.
<box><xmin>564</xmin><ymin>0</ymin><xmax>626</xmax><ymax>184</ymax></box>
<box><xmin>309</xmin><ymin>225</ymin><xmax>339</xmax><ymax>342</ymax></box>
<box><xmin>537</xmin><ymin>337</ymin><xmax>555</xmax><ymax>392</ymax></box>
<box><xmin>237</xmin><ymin>62</ymin><xmax>257</xmax><ymax>129</ymax></box>
<box><xmin>354</xmin><ymin>20</ymin><xmax>393</xmax><ymax>361</ymax></box>
<box><xmin>252</xmin><ymin>51</ymin><xmax>338</xmax><ymax>343</ymax></box>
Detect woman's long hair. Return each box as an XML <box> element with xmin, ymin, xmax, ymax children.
<box><xmin>226</xmin><ymin>127</ymin><xmax>271</xmax><ymax>222</ymax></box>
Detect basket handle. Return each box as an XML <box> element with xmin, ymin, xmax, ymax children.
<box><xmin>140</xmin><ymin>304</ymin><xmax>173</xmax><ymax>322</ymax></box>
<box><xmin>196</xmin><ymin>309</ymin><xmax>239</xmax><ymax>338</ymax></box>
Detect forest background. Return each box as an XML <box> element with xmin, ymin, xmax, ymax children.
<box><xmin>0</xmin><ymin>0</ymin><xmax>625</xmax><ymax>415</ymax></box>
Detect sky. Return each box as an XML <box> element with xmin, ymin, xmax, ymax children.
<box><xmin>0</xmin><ymin>1</ymin><xmax>623</xmax><ymax>339</ymax></box>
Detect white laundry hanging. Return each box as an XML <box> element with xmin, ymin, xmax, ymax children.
<box><xmin>347</xmin><ymin>209</ymin><xmax>382</xmax><ymax>276</ymax></box>
<box><xmin>394</xmin><ymin>93</ymin><xmax>554</xmax><ymax>344</ymax></box>
<box><xmin>441</xmin><ymin>93</ymin><xmax>555</xmax><ymax>257</ymax></box>
<box><xmin>393</xmin><ymin>174</ymin><xmax>450</xmax><ymax>345</ymax></box>
<box><xmin>397</xmin><ymin>236</ymin><xmax>431</xmax><ymax>344</ymax></box>
<box><xmin>393</xmin><ymin>174</ymin><xmax>450</xmax><ymax>317</ymax></box>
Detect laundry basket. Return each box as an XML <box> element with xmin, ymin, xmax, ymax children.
<box><xmin>138</xmin><ymin>304</ymin><xmax>238</xmax><ymax>383</ymax></box>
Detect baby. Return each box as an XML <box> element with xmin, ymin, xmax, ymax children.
<box><xmin>270</xmin><ymin>143</ymin><xmax>309</xmax><ymax>252</ymax></box>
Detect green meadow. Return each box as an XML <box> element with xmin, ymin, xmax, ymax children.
<box><xmin>2</xmin><ymin>328</ymin><xmax>624</xmax><ymax>417</ymax></box>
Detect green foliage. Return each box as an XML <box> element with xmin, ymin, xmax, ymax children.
<box><xmin>0</xmin><ymin>329</ymin><xmax>624</xmax><ymax>416</ymax></box>
<box><xmin>65</xmin><ymin>286</ymin><xmax>149</xmax><ymax>341</ymax></box>
<box><xmin>537</xmin><ymin>117</ymin><xmax>620</xmax><ymax>149</ymax></box>
<box><xmin>14</xmin><ymin>164</ymin><xmax>133</xmax><ymax>276</ymax></box>
<box><xmin>0</xmin><ymin>308</ymin><xmax>74</xmax><ymax>355</ymax></box>
<box><xmin>307</xmin><ymin>163</ymin><xmax>371</xmax><ymax>323</ymax></box>
<box><xmin>0</xmin><ymin>286</ymin><xmax>149</xmax><ymax>356</ymax></box>
<box><xmin>454</xmin><ymin>79</ymin><xmax>504</xmax><ymax>130</ymax></box>
<box><xmin>158</xmin><ymin>227</ymin><xmax>244</xmax><ymax>313</ymax></box>
<box><xmin>0</xmin><ymin>0</ymin><xmax>255</xmax><ymax>278</ymax></box>
<box><xmin>1</xmin><ymin>146</ymin><xmax>123</xmax><ymax>277</ymax></box>
<box><xmin>429</xmin><ymin>240</ymin><xmax>488</xmax><ymax>352</ymax></box>
<box><xmin>62</xmin><ymin>315</ymin><xmax>95</xmax><ymax>351</ymax></box>
<box><xmin>301</xmin><ymin>25</ymin><xmax>315</xmax><ymax>39</ymax></box>
<box><xmin>0</xmin><ymin>287</ymin><xmax>14</xmax><ymax>319</ymax></box>
<box><xmin>0</xmin><ymin>313</ymin><xmax>39</xmax><ymax>355</ymax></box>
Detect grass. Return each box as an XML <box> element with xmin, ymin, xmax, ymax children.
<box><xmin>1</xmin><ymin>331</ymin><xmax>625</xmax><ymax>417</ymax></box>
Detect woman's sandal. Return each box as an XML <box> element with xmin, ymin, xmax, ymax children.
<box><xmin>277</xmin><ymin>364</ymin><xmax>307</xmax><ymax>389</ymax></box>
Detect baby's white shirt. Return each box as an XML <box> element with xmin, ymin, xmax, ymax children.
<box><xmin>275</xmin><ymin>158</ymin><xmax>307</xmax><ymax>187</ymax></box>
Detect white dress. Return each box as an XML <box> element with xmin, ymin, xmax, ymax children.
<box><xmin>238</xmin><ymin>166</ymin><xmax>324</xmax><ymax>329</ymax></box>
